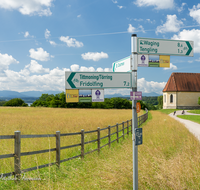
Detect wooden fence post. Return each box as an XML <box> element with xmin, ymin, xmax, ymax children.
<box><xmin>97</xmin><ymin>127</ymin><xmax>100</xmax><ymax>154</ymax></box>
<box><xmin>108</xmin><ymin>125</ymin><xmax>111</xmax><ymax>148</ymax></box>
<box><xmin>56</xmin><ymin>131</ymin><xmax>60</xmax><ymax>167</ymax></box>
<box><xmin>122</xmin><ymin>122</ymin><xmax>125</xmax><ymax>139</ymax></box>
<box><xmin>81</xmin><ymin>129</ymin><xmax>84</xmax><ymax>159</ymax></box>
<box><xmin>116</xmin><ymin>123</ymin><xmax>119</xmax><ymax>143</ymax></box>
<box><xmin>138</xmin><ymin>116</ymin><xmax>141</xmax><ymax>127</ymax></box>
<box><xmin>14</xmin><ymin>131</ymin><xmax>21</xmax><ymax>180</ymax></box>
<box><xmin>127</xmin><ymin>120</ymin><xmax>129</xmax><ymax>135</ymax></box>
<box><xmin>131</xmin><ymin>119</ymin><xmax>133</xmax><ymax>134</ymax></box>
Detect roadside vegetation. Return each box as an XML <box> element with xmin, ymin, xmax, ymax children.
<box><xmin>188</xmin><ymin>110</ymin><xmax>200</xmax><ymax>114</ymax></box>
<box><xmin>0</xmin><ymin>93</ymin><xmax>163</xmax><ymax>111</ymax></box>
<box><xmin>0</xmin><ymin>108</ymin><xmax>200</xmax><ymax>189</ymax></box>
<box><xmin>177</xmin><ymin>115</ymin><xmax>200</xmax><ymax>124</ymax></box>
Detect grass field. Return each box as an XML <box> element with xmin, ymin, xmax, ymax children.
<box><xmin>188</xmin><ymin>110</ymin><xmax>200</xmax><ymax>114</ymax></box>
<box><xmin>177</xmin><ymin>115</ymin><xmax>200</xmax><ymax>124</ymax></box>
<box><xmin>1</xmin><ymin>108</ymin><xmax>200</xmax><ymax>189</ymax></box>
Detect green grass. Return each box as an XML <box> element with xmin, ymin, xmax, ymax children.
<box><xmin>1</xmin><ymin>109</ymin><xmax>200</xmax><ymax>189</ymax></box>
<box><xmin>158</xmin><ymin>109</ymin><xmax>180</xmax><ymax>115</ymax></box>
<box><xmin>188</xmin><ymin>110</ymin><xmax>200</xmax><ymax>114</ymax></box>
<box><xmin>177</xmin><ymin>115</ymin><xmax>200</xmax><ymax>124</ymax></box>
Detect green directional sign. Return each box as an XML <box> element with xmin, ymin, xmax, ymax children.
<box><xmin>65</xmin><ymin>72</ymin><xmax>132</xmax><ymax>89</ymax></box>
<box><xmin>137</xmin><ymin>37</ymin><xmax>193</xmax><ymax>56</ymax></box>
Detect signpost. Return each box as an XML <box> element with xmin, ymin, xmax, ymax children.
<box><xmin>131</xmin><ymin>35</ymin><xmax>194</xmax><ymax>190</ymax></box>
<box><xmin>64</xmin><ymin>35</ymin><xmax>194</xmax><ymax>190</ymax></box>
<box><xmin>112</xmin><ymin>56</ymin><xmax>131</xmax><ymax>72</ymax></box>
<box><xmin>65</xmin><ymin>72</ymin><xmax>132</xmax><ymax>89</ymax></box>
<box><xmin>137</xmin><ymin>37</ymin><xmax>193</xmax><ymax>56</ymax></box>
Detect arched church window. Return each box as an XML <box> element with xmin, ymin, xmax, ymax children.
<box><xmin>170</xmin><ymin>94</ymin><xmax>173</xmax><ymax>103</ymax></box>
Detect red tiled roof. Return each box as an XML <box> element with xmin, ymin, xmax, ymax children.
<box><xmin>163</xmin><ymin>73</ymin><xmax>200</xmax><ymax>92</ymax></box>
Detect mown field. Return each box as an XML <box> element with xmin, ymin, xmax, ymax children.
<box><xmin>0</xmin><ymin>108</ymin><xmax>200</xmax><ymax>189</ymax></box>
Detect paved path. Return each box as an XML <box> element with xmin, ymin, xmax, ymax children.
<box><xmin>169</xmin><ymin>110</ymin><xmax>200</xmax><ymax>142</ymax></box>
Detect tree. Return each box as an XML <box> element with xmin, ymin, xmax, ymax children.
<box><xmin>3</xmin><ymin>98</ymin><xmax>28</xmax><ymax>107</ymax></box>
<box><xmin>157</xmin><ymin>95</ymin><xmax>163</xmax><ymax>109</ymax></box>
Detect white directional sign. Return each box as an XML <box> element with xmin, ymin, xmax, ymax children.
<box><xmin>65</xmin><ymin>72</ymin><xmax>132</xmax><ymax>89</ymax></box>
<box><xmin>112</xmin><ymin>56</ymin><xmax>131</xmax><ymax>72</ymax></box>
<box><xmin>137</xmin><ymin>37</ymin><xmax>193</xmax><ymax>56</ymax></box>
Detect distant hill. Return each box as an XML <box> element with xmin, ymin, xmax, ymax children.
<box><xmin>0</xmin><ymin>90</ymin><xmax>28</xmax><ymax>98</ymax></box>
<box><xmin>20</xmin><ymin>91</ymin><xmax>62</xmax><ymax>97</ymax></box>
<box><xmin>0</xmin><ymin>90</ymin><xmax>62</xmax><ymax>99</ymax></box>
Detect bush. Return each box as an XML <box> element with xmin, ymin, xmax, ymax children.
<box><xmin>198</xmin><ymin>97</ymin><xmax>200</xmax><ymax>105</ymax></box>
<box><xmin>3</xmin><ymin>98</ymin><xmax>28</xmax><ymax>107</ymax></box>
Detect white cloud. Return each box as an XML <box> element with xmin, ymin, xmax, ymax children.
<box><xmin>127</xmin><ymin>24</ymin><xmax>145</xmax><ymax>33</ymax></box>
<box><xmin>112</xmin><ymin>0</ymin><xmax>118</xmax><ymax>3</ymax></box>
<box><xmin>117</xmin><ymin>5</ymin><xmax>124</xmax><ymax>9</ymax></box>
<box><xmin>96</xmin><ymin>67</ymin><xmax>104</xmax><ymax>72</ymax></box>
<box><xmin>104</xmin><ymin>68</ymin><xmax>112</xmax><ymax>72</ymax></box>
<box><xmin>25</xmin><ymin>60</ymin><xmax>50</xmax><ymax>73</ymax></box>
<box><xmin>81</xmin><ymin>52</ymin><xmax>108</xmax><ymax>61</ymax></box>
<box><xmin>49</xmin><ymin>41</ymin><xmax>56</xmax><ymax>46</ymax></box>
<box><xmin>163</xmin><ymin>63</ymin><xmax>177</xmax><ymax>70</ymax></box>
<box><xmin>137</xmin><ymin>78</ymin><xmax>166</xmax><ymax>94</ymax></box>
<box><xmin>60</xmin><ymin>36</ymin><xmax>84</xmax><ymax>48</ymax></box>
<box><xmin>45</xmin><ymin>29</ymin><xmax>51</xmax><ymax>39</ymax></box>
<box><xmin>127</xmin><ymin>24</ymin><xmax>136</xmax><ymax>33</ymax></box>
<box><xmin>138</xmin><ymin>25</ymin><xmax>145</xmax><ymax>33</ymax></box>
<box><xmin>0</xmin><ymin>0</ymin><xmax>53</xmax><ymax>16</ymax></box>
<box><xmin>29</xmin><ymin>47</ymin><xmax>52</xmax><ymax>61</ymax></box>
<box><xmin>24</xmin><ymin>31</ymin><xmax>30</xmax><ymax>38</ymax></box>
<box><xmin>134</xmin><ymin>0</ymin><xmax>174</xmax><ymax>9</ymax></box>
<box><xmin>172</xmin><ymin>29</ymin><xmax>200</xmax><ymax>53</ymax></box>
<box><xmin>79</xmin><ymin>66</ymin><xmax>95</xmax><ymax>72</ymax></box>
<box><xmin>189</xmin><ymin>4</ymin><xmax>200</xmax><ymax>24</ymax></box>
<box><xmin>0</xmin><ymin>53</ymin><xmax>19</xmax><ymax>73</ymax></box>
<box><xmin>156</xmin><ymin>15</ymin><xmax>183</xmax><ymax>34</ymax></box>
<box><xmin>146</xmin><ymin>19</ymin><xmax>155</xmax><ymax>24</ymax></box>
<box><xmin>70</xmin><ymin>64</ymin><xmax>79</xmax><ymax>71</ymax></box>
<box><xmin>178</xmin><ymin>3</ymin><xmax>186</xmax><ymax>13</ymax></box>
<box><xmin>77</xmin><ymin>14</ymin><xmax>81</xmax><ymax>18</ymax></box>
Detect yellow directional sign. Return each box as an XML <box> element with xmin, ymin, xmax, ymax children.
<box><xmin>66</xmin><ymin>89</ymin><xmax>79</xmax><ymax>102</ymax></box>
<box><xmin>159</xmin><ymin>55</ymin><xmax>170</xmax><ymax>67</ymax></box>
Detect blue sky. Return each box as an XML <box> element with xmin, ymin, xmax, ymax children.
<box><xmin>0</xmin><ymin>0</ymin><xmax>200</xmax><ymax>95</ymax></box>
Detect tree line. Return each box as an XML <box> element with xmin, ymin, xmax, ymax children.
<box><xmin>0</xmin><ymin>92</ymin><xmax>164</xmax><ymax>110</ymax></box>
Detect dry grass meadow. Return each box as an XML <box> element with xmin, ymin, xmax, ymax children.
<box><xmin>0</xmin><ymin>108</ymin><xmax>200</xmax><ymax>189</ymax></box>
<box><xmin>0</xmin><ymin>107</ymin><xmax>134</xmax><ymax>175</ymax></box>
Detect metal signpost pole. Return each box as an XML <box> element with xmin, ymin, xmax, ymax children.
<box><xmin>131</xmin><ymin>34</ymin><xmax>138</xmax><ymax>190</ymax></box>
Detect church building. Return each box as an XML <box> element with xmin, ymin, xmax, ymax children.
<box><xmin>163</xmin><ymin>72</ymin><xmax>200</xmax><ymax>109</ymax></box>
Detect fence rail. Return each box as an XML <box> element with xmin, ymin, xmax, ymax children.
<box><xmin>0</xmin><ymin>110</ymin><xmax>148</xmax><ymax>179</ymax></box>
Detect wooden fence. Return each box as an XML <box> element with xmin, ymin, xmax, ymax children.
<box><xmin>0</xmin><ymin>111</ymin><xmax>148</xmax><ymax>179</ymax></box>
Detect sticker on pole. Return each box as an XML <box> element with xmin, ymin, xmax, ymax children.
<box><xmin>135</xmin><ymin>128</ymin><xmax>142</xmax><ymax>146</ymax></box>
<box><xmin>136</xmin><ymin>102</ymin><xmax>141</xmax><ymax>113</ymax></box>
<box><xmin>130</xmin><ymin>91</ymin><xmax>142</xmax><ymax>100</ymax></box>
<box><xmin>92</xmin><ymin>89</ymin><xmax>104</xmax><ymax>102</ymax></box>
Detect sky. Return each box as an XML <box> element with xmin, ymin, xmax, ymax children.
<box><xmin>0</xmin><ymin>0</ymin><xmax>200</xmax><ymax>96</ymax></box>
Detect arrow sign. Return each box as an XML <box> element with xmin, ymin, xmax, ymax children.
<box><xmin>65</xmin><ymin>72</ymin><xmax>132</xmax><ymax>89</ymax></box>
<box><xmin>112</xmin><ymin>56</ymin><xmax>131</xmax><ymax>72</ymax></box>
<box><xmin>137</xmin><ymin>37</ymin><xmax>194</xmax><ymax>56</ymax></box>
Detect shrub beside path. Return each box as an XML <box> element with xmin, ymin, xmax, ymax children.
<box><xmin>169</xmin><ymin>110</ymin><xmax>200</xmax><ymax>142</ymax></box>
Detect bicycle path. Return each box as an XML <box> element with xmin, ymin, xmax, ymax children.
<box><xmin>169</xmin><ymin>110</ymin><xmax>200</xmax><ymax>142</ymax></box>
